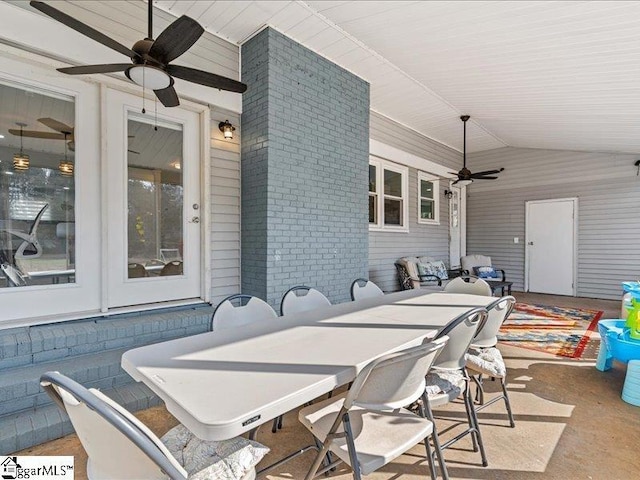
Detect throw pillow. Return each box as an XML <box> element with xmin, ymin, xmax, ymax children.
<box><xmin>417</xmin><ymin>262</ymin><xmax>435</xmax><ymax>277</ymax></box>
<box><xmin>473</xmin><ymin>266</ymin><xmax>499</xmax><ymax>279</ymax></box>
<box><xmin>430</xmin><ymin>260</ymin><xmax>449</xmax><ymax>280</ymax></box>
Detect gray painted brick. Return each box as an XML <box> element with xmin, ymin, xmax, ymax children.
<box><xmin>241</xmin><ymin>28</ymin><xmax>370</xmax><ymax>308</ymax></box>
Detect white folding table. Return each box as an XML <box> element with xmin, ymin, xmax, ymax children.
<box><xmin>121</xmin><ymin>290</ymin><xmax>494</xmax><ymax>441</ymax></box>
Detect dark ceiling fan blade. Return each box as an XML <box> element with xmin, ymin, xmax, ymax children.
<box><xmin>38</xmin><ymin>117</ymin><xmax>73</xmax><ymax>134</ymax></box>
<box><xmin>470</xmin><ymin>168</ymin><xmax>504</xmax><ymax>177</ymax></box>
<box><xmin>154</xmin><ymin>85</ymin><xmax>180</xmax><ymax>107</ymax></box>
<box><xmin>30</xmin><ymin>1</ymin><xmax>137</xmax><ymax>58</ymax></box>
<box><xmin>127</xmin><ymin>149</ymin><xmax>141</xmax><ymax>155</ymax></box>
<box><xmin>149</xmin><ymin>15</ymin><xmax>204</xmax><ymax>65</ymax></box>
<box><xmin>167</xmin><ymin>65</ymin><xmax>247</xmax><ymax>93</ymax></box>
<box><xmin>473</xmin><ymin>176</ymin><xmax>499</xmax><ymax>180</ymax></box>
<box><xmin>58</xmin><ymin>64</ymin><xmax>131</xmax><ymax>75</ymax></box>
<box><xmin>8</xmin><ymin>129</ymin><xmax>66</xmax><ymax>140</ymax></box>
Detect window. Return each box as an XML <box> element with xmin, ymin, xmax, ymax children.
<box><xmin>418</xmin><ymin>172</ymin><xmax>440</xmax><ymax>225</ymax></box>
<box><xmin>369</xmin><ymin>157</ymin><xmax>408</xmax><ymax>231</ymax></box>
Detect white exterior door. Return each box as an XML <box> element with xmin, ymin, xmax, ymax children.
<box><xmin>526</xmin><ymin>198</ymin><xmax>577</xmax><ymax>295</ymax></box>
<box><xmin>449</xmin><ymin>186</ymin><xmax>465</xmax><ymax>269</ymax></box>
<box><xmin>105</xmin><ymin>88</ymin><xmax>202</xmax><ymax>308</ymax></box>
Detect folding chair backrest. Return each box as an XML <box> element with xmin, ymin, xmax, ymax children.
<box><xmin>345</xmin><ymin>337</ymin><xmax>448</xmax><ymax>410</ymax></box>
<box><xmin>211</xmin><ymin>294</ymin><xmax>278</xmax><ymax>331</ymax></box>
<box><xmin>350</xmin><ymin>278</ymin><xmax>384</xmax><ymax>301</ymax></box>
<box><xmin>280</xmin><ymin>286</ymin><xmax>331</xmax><ymax>316</ymax></box>
<box><xmin>434</xmin><ymin>307</ymin><xmax>488</xmax><ymax>370</ymax></box>
<box><xmin>444</xmin><ymin>276</ymin><xmax>492</xmax><ymax>296</ymax></box>
<box><xmin>472</xmin><ymin>296</ymin><xmax>515</xmax><ymax>348</ymax></box>
<box><xmin>40</xmin><ymin>372</ymin><xmax>186</xmax><ymax>480</ymax></box>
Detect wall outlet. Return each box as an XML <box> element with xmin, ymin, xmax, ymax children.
<box><xmin>513</xmin><ymin>237</ymin><xmax>519</xmax><ymax>244</ymax></box>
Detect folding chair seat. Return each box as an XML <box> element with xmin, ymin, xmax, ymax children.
<box><xmin>40</xmin><ymin>371</ymin><xmax>269</xmax><ymax>480</ymax></box>
<box><xmin>299</xmin><ymin>338</ymin><xmax>449</xmax><ymax>480</ymax></box>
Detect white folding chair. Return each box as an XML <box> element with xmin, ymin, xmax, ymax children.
<box><xmin>40</xmin><ymin>372</ymin><xmax>268</xmax><ymax>480</ymax></box>
<box><xmin>444</xmin><ymin>276</ymin><xmax>492</xmax><ymax>296</ymax></box>
<box><xmin>466</xmin><ymin>296</ymin><xmax>517</xmax><ymax>427</ymax></box>
<box><xmin>211</xmin><ymin>294</ymin><xmax>280</xmax><ymax>435</ymax></box>
<box><xmin>280</xmin><ymin>285</ymin><xmax>331</xmax><ymax>316</ymax></box>
<box><xmin>350</xmin><ymin>278</ymin><xmax>384</xmax><ymax>301</ymax></box>
<box><xmin>299</xmin><ymin>338</ymin><xmax>449</xmax><ymax>480</ymax></box>
<box><xmin>424</xmin><ymin>307</ymin><xmax>489</xmax><ymax>478</ymax></box>
<box><xmin>210</xmin><ymin>294</ymin><xmax>278</xmax><ymax>331</ymax></box>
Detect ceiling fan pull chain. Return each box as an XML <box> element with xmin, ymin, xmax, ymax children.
<box><xmin>141</xmin><ymin>66</ymin><xmax>146</xmax><ymax>114</ymax></box>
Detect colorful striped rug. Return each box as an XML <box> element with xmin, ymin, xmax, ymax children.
<box><xmin>498</xmin><ymin>303</ymin><xmax>603</xmax><ymax>358</ymax></box>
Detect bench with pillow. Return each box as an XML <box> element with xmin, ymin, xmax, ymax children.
<box><xmin>460</xmin><ymin>254</ymin><xmax>507</xmax><ymax>282</ymax></box>
<box><xmin>395</xmin><ymin>256</ymin><xmax>455</xmax><ymax>291</ymax></box>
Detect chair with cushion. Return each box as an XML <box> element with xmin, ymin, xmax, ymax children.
<box><xmin>299</xmin><ymin>337</ymin><xmax>449</xmax><ymax>480</ymax></box>
<box><xmin>466</xmin><ymin>296</ymin><xmax>517</xmax><ymax>428</ymax></box>
<box><xmin>444</xmin><ymin>276</ymin><xmax>492</xmax><ymax>297</ymax></box>
<box><xmin>280</xmin><ymin>285</ymin><xmax>331</xmax><ymax>316</ymax></box>
<box><xmin>350</xmin><ymin>278</ymin><xmax>384</xmax><ymax>301</ymax></box>
<box><xmin>40</xmin><ymin>371</ymin><xmax>269</xmax><ymax>480</ymax></box>
<box><xmin>211</xmin><ymin>294</ymin><xmax>281</xmax><ymax>434</ymax></box>
<box><xmin>460</xmin><ymin>255</ymin><xmax>506</xmax><ymax>282</ymax></box>
<box><xmin>128</xmin><ymin>262</ymin><xmax>148</xmax><ymax>278</ymax></box>
<box><xmin>395</xmin><ymin>256</ymin><xmax>449</xmax><ymax>291</ymax></box>
<box><xmin>160</xmin><ymin>260</ymin><xmax>183</xmax><ymax>276</ymax></box>
<box><xmin>424</xmin><ymin>307</ymin><xmax>490</xmax><ymax>476</ymax></box>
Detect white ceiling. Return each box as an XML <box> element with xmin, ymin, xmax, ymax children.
<box><xmin>155</xmin><ymin>0</ymin><xmax>640</xmax><ymax>154</ymax></box>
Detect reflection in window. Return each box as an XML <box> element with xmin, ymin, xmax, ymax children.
<box><xmin>127</xmin><ymin>115</ymin><xmax>183</xmax><ymax>278</ymax></box>
<box><xmin>0</xmin><ymin>82</ymin><xmax>75</xmax><ymax>288</ymax></box>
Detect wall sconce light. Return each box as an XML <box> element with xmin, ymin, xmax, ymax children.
<box><xmin>218</xmin><ymin>120</ymin><xmax>235</xmax><ymax>140</ymax></box>
<box><xmin>58</xmin><ymin>133</ymin><xmax>73</xmax><ymax>177</ymax></box>
<box><xmin>444</xmin><ymin>189</ymin><xmax>454</xmax><ymax>199</ymax></box>
<box><xmin>13</xmin><ymin>122</ymin><xmax>30</xmax><ymax>171</ymax></box>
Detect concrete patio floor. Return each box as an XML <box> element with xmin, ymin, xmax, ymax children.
<box><xmin>15</xmin><ymin>292</ymin><xmax>640</xmax><ymax>479</ymax></box>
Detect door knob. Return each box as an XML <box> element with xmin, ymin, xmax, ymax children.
<box><xmin>528</xmin><ymin>241</ymin><xmax>534</xmax><ymax>245</ymax></box>
<box><xmin>190</xmin><ymin>216</ymin><xmax>200</xmax><ymax>224</ymax></box>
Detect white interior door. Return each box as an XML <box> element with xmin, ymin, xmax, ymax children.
<box><xmin>449</xmin><ymin>186</ymin><xmax>465</xmax><ymax>268</ymax></box>
<box><xmin>105</xmin><ymin>88</ymin><xmax>202</xmax><ymax>308</ymax></box>
<box><xmin>526</xmin><ymin>198</ymin><xmax>577</xmax><ymax>295</ymax></box>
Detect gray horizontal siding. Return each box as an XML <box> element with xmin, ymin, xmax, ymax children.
<box><xmin>210</xmin><ymin>109</ymin><xmax>241</xmax><ymax>305</ymax></box>
<box><xmin>369</xmin><ymin>112</ymin><xmax>462</xmax><ymax>292</ymax></box>
<box><xmin>467</xmin><ymin>147</ymin><xmax>640</xmax><ymax>300</ymax></box>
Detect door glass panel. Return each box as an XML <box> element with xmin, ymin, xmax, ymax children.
<box><xmin>369</xmin><ymin>194</ymin><xmax>377</xmax><ymax>224</ymax></box>
<box><xmin>0</xmin><ymin>82</ymin><xmax>75</xmax><ymax>288</ymax></box>
<box><xmin>127</xmin><ymin>115</ymin><xmax>183</xmax><ymax>278</ymax></box>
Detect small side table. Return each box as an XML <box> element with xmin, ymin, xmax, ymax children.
<box><xmin>487</xmin><ymin>280</ymin><xmax>513</xmax><ymax>296</ymax></box>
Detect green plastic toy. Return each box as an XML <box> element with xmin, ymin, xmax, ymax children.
<box><xmin>627</xmin><ymin>298</ymin><xmax>640</xmax><ymax>340</ymax></box>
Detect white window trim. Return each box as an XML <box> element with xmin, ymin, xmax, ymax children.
<box><xmin>417</xmin><ymin>172</ymin><xmax>440</xmax><ymax>225</ymax></box>
<box><xmin>369</xmin><ymin>156</ymin><xmax>409</xmax><ymax>233</ymax></box>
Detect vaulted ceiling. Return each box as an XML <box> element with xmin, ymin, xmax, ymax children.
<box><xmin>156</xmin><ymin>0</ymin><xmax>640</xmax><ymax>155</ymax></box>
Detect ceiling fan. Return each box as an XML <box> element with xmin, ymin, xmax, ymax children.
<box><xmin>451</xmin><ymin>115</ymin><xmax>504</xmax><ymax>186</ymax></box>
<box><xmin>29</xmin><ymin>1</ymin><xmax>247</xmax><ymax>108</ymax></box>
<box><xmin>8</xmin><ymin>118</ymin><xmax>139</xmax><ymax>154</ymax></box>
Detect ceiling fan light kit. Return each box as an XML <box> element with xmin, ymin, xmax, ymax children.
<box><xmin>451</xmin><ymin>115</ymin><xmax>503</xmax><ymax>186</ymax></box>
<box><xmin>13</xmin><ymin>123</ymin><xmax>30</xmax><ymax>171</ymax></box>
<box><xmin>29</xmin><ymin>0</ymin><xmax>248</xmax><ymax>108</ymax></box>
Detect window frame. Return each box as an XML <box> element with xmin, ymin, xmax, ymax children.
<box><xmin>369</xmin><ymin>157</ymin><xmax>409</xmax><ymax>233</ymax></box>
<box><xmin>417</xmin><ymin>171</ymin><xmax>440</xmax><ymax>225</ymax></box>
